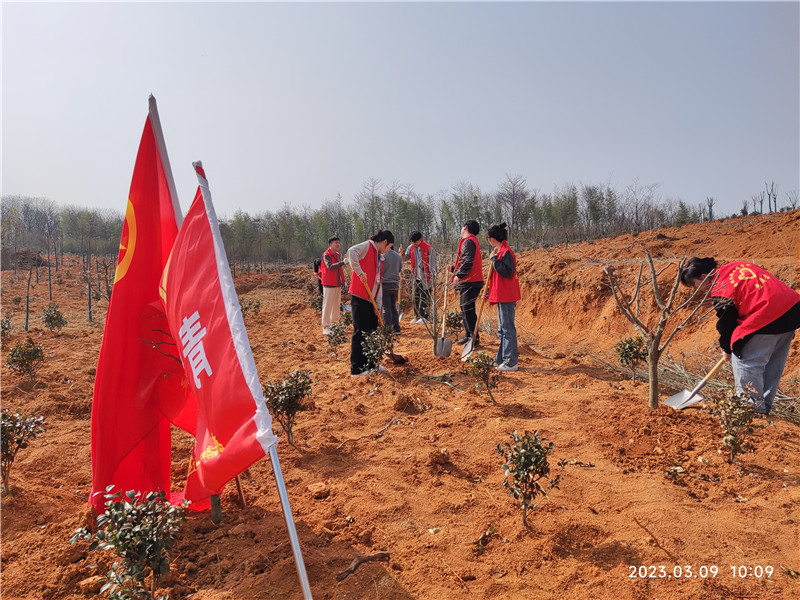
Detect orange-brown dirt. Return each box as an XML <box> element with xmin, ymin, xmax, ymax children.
<box><xmin>1</xmin><ymin>211</ymin><xmax>799</xmax><ymax>600</ymax></box>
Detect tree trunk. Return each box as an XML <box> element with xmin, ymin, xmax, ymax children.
<box><xmin>647</xmin><ymin>348</ymin><xmax>661</xmax><ymax>409</ymax></box>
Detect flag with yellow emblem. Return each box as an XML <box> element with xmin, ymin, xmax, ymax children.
<box><xmin>89</xmin><ymin>97</ymin><xmax>191</xmax><ymax>513</ymax></box>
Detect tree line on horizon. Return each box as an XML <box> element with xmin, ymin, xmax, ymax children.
<box><xmin>2</xmin><ymin>175</ymin><xmax>798</xmax><ymax>272</ymax></box>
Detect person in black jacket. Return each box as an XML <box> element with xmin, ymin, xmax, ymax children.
<box><xmin>451</xmin><ymin>220</ymin><xmax>484</xmax><ymax>345</ymax></box>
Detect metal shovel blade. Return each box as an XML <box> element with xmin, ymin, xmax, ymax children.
<box><xmin>664</xmin><ymin>390</ymin><xmax>704</xmax><ymax>409</ymax></box>
<box><xmin>460</xmin><ymin>337</ymin><xmax>477</xmax><ymax>361</ymax></box>
<box><xmin>434</xmin><ymin>337</ymin><xmax>453</xmax><ymax>357</ymax></box>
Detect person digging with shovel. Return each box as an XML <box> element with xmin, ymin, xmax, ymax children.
<box><xmin>486</xmin><ymin>223</ymin><xmax>521</xmax><ymax>372</ymax></box>
<box><xmin>346</xmin><ymin>229</ymin><xmax>395</xmax><ymax>377</ymax></box>
<box><xmin>403</xmin><ymin>231</ymin><xmax>437</xmax><ymax>325</ymax></box>
<box><xmin>452</xmin><ymin>220</ymin><xmax>484</xmax><ymax>347</ymax></box>
<box><xmin>680</xmin><ymin>257</ymin><xmax>800</xmax><ymax>415</ymax></box>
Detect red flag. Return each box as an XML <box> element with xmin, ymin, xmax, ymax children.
<box><xmin>159</xmin><ymin>162</ymin><xmax>278</xmax><ymax>506</ymax></box>
<box><xmin>89</xmin><ymin>98</ymin><xmax>188</xmax><ymax>513</ymax></box>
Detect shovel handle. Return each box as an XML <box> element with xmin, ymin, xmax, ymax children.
<box><xmin>689</xmin><ymin>357</ymin><xmax>726</xmax><ymax>396</ymax></box>
<box><xmin>473</xmin><ymin>261</ymin><xmax>495</xmax><ymax>334</ymax></box>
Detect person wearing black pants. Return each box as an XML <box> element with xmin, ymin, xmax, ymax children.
<box><xmin>350</xmin><ymin>295</ymin><xmax>380</xmax><ymax>375</ymax></box>
<box><xmin>452</xmin><ymin>220</ymin><xmax>484</xmax><ymax>345</ymax></box>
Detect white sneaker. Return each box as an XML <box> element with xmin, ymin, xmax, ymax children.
<box><xmin>351</xmin><ymin>369</ymin><xmax>376</xmax><ymax>377</ymax></box>
<box><xmin>497</xmin><ymin>363</ymin><xmax>518</xmax><ymax>372</ymax></box>
<box><xmin>322</xmin><ymin>328</ymin><xmax>332</xmax><ymax>335</ymax></box>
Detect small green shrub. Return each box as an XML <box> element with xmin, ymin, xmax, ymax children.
<box><xmin>310</xmin><ymin>294</ymin><xmax>323</xmax><ymax>312</ymax></box>
<box><xmin>1</xmin><ymin>409</ymin><xmax>46</xmax><ymax>493</ymax></box>
<box><xmin>467</xmin><ymin>351</ymin><xmax>500</xmax><ymax>402</ymax></box>
<box><xmin>12</xmin><ymin>297</ymin><xmax>22</xmax><ymax>307</ymax></box>
<box><xmin>615</xmin><ymin>335</ymin><xmax>648</xmax><ymax>382</ymax></box>
<box><xmin>361</xmin><ymin>326</ymin><xmax>393</xmax><ymax>372</ymax></box>
<box><xmin>715</xmin><ymin>389</ymin><xmax>763</xmax><ymax>463</ymax></box>
<box><xmin>1</xmin><ymin>315</ymin><xmax>12</xmax><ymax>342</ymax></box>
<box><xmin>341</xmin><ymin>309</ymin><xmax>353</xmax><ymax>327</ymax></box>
<box><xmin>43</xmin><ymin>302</ymin><xmax>68</xmax><ymax>331</ymax></box>
<box><xmin>263</xmin><ymin>370</ymin><xmax>313</xmax><ymax>446</ymax></box>
<box><xmin>71</xmin><ymin>487</ymin><xmax>187</xmax><ymax>600</ymax></box>
<box><xmin>497</xmin><ymin>430</ymin><xmax>565</xmax><ymax>529</ymax></box>
<box><xmin>240</xmin><ymin>298</ymin><xmax>261</xmax><ymax>316</ymax></box>
<box><xmin>6</xmin><ymin>337</ymin><xmax>45</xmax><ymax>382</ymax></box>
<box><xmin>327</xmin><ymin>321</ymin><xmax>348</xmax><ymax>358</ymax></box>
<box><xmin>444</xmin><ymin>311</ymin><xmax>463</xmax><ymax>336</ymax></box>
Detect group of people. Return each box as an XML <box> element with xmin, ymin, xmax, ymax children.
<box><xmin>316</xmin><ymin>221</ymin><xmax>522</xmax><ymax>377</ymax></box>
<box><xmin>314</xmin><ymin>225</ymin><xmax>800</xmax><ymax>413</ymax></box>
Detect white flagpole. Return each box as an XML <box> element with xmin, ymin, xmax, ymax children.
<box><xmin>270</xmin><ymin>445</ymin><xmax>313</xmax><ymax>600</ymax></box>
<box><xmin>192</xmin><ymin>161</ymin><xmax>312</xmax><ymax>600</ymax></box>
<box><xmin>148</xmin><ymin>95</ymin><xmax>183</xmax><ymax>228</ymax></box>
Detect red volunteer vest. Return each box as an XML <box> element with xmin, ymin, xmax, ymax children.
<box><xmin>455</xmin><ymin>234</ymin><xmax>483</xmax><ymax>284</ymax></box>
<box><xmin>711</xmin><ymin>261</ymin><xmax>800</xmax><ymax>345</ymax></box>
<box><xmin>319</xmin><ymin>248</ymin><xmax>343</xmax><ymax>287</ymax></box>
<box><xmin>348</xmin><ymin>241</ymin><xmax>380</xmax><ymax>301</ymax></box>
<box><xmin>410</xmin><ymin>241</ymin><xmax>432</xmax><ymax>280</ymax></box>
<box><xmin>488</xmin><ymin>242</ymin><xmax>521</xmax><ymax>304</ymax></box>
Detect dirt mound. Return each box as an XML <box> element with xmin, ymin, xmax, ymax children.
<box><xmin>1</xmin><ymin>211</ymin><xmax>799</xmax><ymax>600</ymax></box>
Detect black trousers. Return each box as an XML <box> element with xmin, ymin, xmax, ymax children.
<box><xmin>382</xmin><ymin>286</ymin><xmax>401</xmax><ymax>333</ymax></box>
<box><xmin>459</xmin><ymin>283</ymin><xmax>483</xmax><ymax>338</ymax></box>
<box><xmin>350</xmin><ymin>295</ymin><xmax>379</xmax><ymax>374</ymax></box>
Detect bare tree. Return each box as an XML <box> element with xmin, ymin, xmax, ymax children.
<box><xmin>740</xmin><ymin>197</ymin><xmax>749</xmax><ymax>217</ymax></box>
<box><xmin>705</xmin><ymin>197</ymin><xmax>716</xmax><ymax>222</ymax></box>
<box><xmin>765</xmin><ymin>181</ymin><xmax>778</xmax><ymax>213</ymax></box>
<box><xmin>604</xmin><ymin>252</ymin><xmax>713</xmax><ymax>409</ymax></box>
<box><xmin>783</xmin><ymin>190</ymin><xmax>798</xmax><ymax>211</ymax></box>
<box><xmin>496</xmin><ymin>173</ymin><xmax>529</xmax><ymax>249</ymax></box>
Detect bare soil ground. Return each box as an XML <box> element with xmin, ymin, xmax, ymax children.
<box><xmin>2</xmin><ymin>211</ymin><xmax>799</xmax><ymax>600</ymax></box>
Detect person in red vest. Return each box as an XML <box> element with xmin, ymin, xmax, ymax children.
<box><xmin>680</xmin><ymin>257</ymin><xmax>800</xmax><ymax>414</ymax></box>
<box><xmin>403</xmin><ymin>231</ymin><xmax>437</xmax><ymax>324</ymax></box>
<box><xmin>485</xmin><ymin>223</ymin><xmax>521</xmax><ymax>371</ymax></box>
<box><xmin>346</xmin><ymin>229</ymin><xmax>395</xmax><ymax>376</ymax></box>
<box><xmin>451</xmin><ymin>220</ymin><xmax>484</xmax><ymax>345</ymax></box>
<box><xmin>319</xmin><ymin>236</ymin><xmax>346</xmax><ymax>335</ymax></box>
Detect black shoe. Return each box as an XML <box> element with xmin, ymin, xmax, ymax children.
<box><xmin>456</xmin><ymin>336</ymin><xmax>470</xmax><ymax>345</ymax></box>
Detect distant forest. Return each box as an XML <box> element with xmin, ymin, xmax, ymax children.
<box><xmin>2</xmin><ymin>176</ymin><xmax>797</xmax><ymax>271</ymax></box>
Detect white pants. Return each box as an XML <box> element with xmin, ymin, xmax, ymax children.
<box><xmin>322</xmin><ymin>286</ymin><xmax>342</xmax><ymax>328</ymax></box>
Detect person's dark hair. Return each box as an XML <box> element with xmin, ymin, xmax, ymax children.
<box><xmin>370</xmin><ymin>229</ymin><xmax>395</xmax><ymax>245</ymax></box>
<box><xmin>487</xmin><ymin>222</ymin><xmax>508</xmax><ymax>242</ymax></box>
<box><xmin>680</xmin><ymin>257</ymin><xmax>717</xmax><ymax>286</ymax></box>
<box><xmin>409</xmin><ymin>231</ymin><xmax>423</xmax><ymax>243</ymax></box>
<box><xmin>464</xmin><ymin>220</ymin><xmax>480</xmax><ymax>235</ymax></box>
<box><xmin>328</xmin><ymin>235</ymin><xmax>340</xmax><ymax>245</ymax></box>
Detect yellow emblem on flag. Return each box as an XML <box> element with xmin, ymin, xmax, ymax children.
<box><xmin>114</xmin><ymin>199</ymin><xmax>138</xmax><ymax>283</ymax></box>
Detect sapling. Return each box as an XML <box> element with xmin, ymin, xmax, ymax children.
<box><xmin>1</xmin><ymin>409</ymin><xmax>46</xmax><ymax>493</ymax></box>
<box><xmin>615</xmin><ymin>335</ymin><xmax>648</xmax><ymax>382</ymax></box>
<box><xmin>42</xmin><ymin>302</ymin><xmax>68</xmax><ymax>331</ymax></box>
<box><xmin>342</xmin><ymin>309</ymin><xmax>353</xmax><ymax>327</ymax></box>
<box><xmin>6</xmin><ymin>337</ymin><xmax>45</xmax><ymax>382</ymax></box>
<box><xmin>310</xmin><ymin>294</ymin><xmax>323</xmax><ymax>312</ymax></box>
<box><xmin>467</xmin><ymin>351</ymin><xmax>500</xmax><ymax>402</ymax></box>
<box><xmin>445</xmin><ymin>311</ymin><xmax>463</xmax><ymax>337</ymax></box>
<box><xmin>715</xmin><ymin>388</ymin><xmax>763</xmax><ymax>464</ymax></box>
<box><xmin>327</xmin><ymin>321</ymin><xmax>348</xmax><ymax>358</ymax></box>
<box><xmin>497</xmin><ymin>430</ymin><xmax>565</xmax><ymax>529</ymax></box>
<box><xmin>240</xmin><ymin>298</ymin><xmax>261</xmax><ymax>317</ymax></box>
<box><xmin>263</xmin><ymin>370</ymin><xmax>313</xmax><ymax>446</ymax></box>
<box><xmin>1</xmin><ymin>315</ymin><xmax>12</xmax><ymax>342</ymax></box>
<box><xmin>71</xmin><ymin>487</ymin><xmax>187</xmax><ymax>600</ymax></box>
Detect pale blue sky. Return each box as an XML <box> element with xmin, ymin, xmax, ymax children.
<box><xmin>3</xmin><ymin>2</ymin><xmax>799</xmax><ymax>218</ymax></box>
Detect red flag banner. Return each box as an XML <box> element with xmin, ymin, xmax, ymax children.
<box><xmin>89</xmin><ymin>98</ymin><xmax>186</xmax><ymax>513</ymax></box>
<box><xmin>160</xmin><ymin>162</ymin><xmax>278</xmax><ymax>505</ymax></box>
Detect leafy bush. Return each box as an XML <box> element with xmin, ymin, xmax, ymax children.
<box><xmin>361</xmin><ymin>326</ymin><xmax>393</xmax><ymax>372</ymax></box>
<box><xmin>715</xmin><ymin>389</ymin><xmax>763</xmax><ymax>463</ymax></box>
<box><xmin>1</xmin><ymin>410</ymin><xmax>46</xmax><ymax>493</ymax></box>
<box><xmin>6</xmin><ymin>337</ymin><xmax>45</xmax><ymax>382</ymax></box>
<box><xmin>466</xmin><ymin>351</ymin><xmax>500</xmax><ymax>402</ymax></box>
<box><xmin>263</xmin><ymin>370</ymin><xmax>313</xmax><ymax>446</ymax></box>
<box><xmin>71</xmin><ymin>487</ymin><xmax>187</xmax><ymax>600</ymax></box>
<box><xmin>11</xmin><ymin>297</ymin><xmax>22</xmax><ymax>307</ymax></box>
<box><xmin>341</xmin><ymin>309</ymin><xmax>353</xmax><ymax>327</ymax></box>
<box><xmin>240</xmin><ymin>298</ymin><xmax>261</xmax><ymax>316</ymax></box>
<box><xmin>1</xmin><ymin>315</ymin><xmax>12</xmax><ymax>342</ymax></box>
<box><xmin>398</xmin><ymin>298</ymin><xmax>410</xmax><ymax>312</ymax></box>
<box><xmin>615</xmin><ymin>335</ymin><xmax>648</xmax><ymax>382</ymax></box>
<box><xmin>444</xmin><ymin>311</ymin><xmax>463</xmax><ymax>336</ymax></box>
<box><xmin>497</xmin><ymin>430</ymin><xmax>565</xmax><ymax>529</ymax></box>
<box><xmin>327</xmin><ymin>321</ymin><xmax>348</xmax><ymax>358</ymax></box>
<box><xmin>42</xmin><ymin>302</ymin><xmax>68</xmax><ymax>331</ymax></box>
<box><xmin>310</xmin><ymin>294</ymin><xmax>323</xmax><ymax>312</ymax></box>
